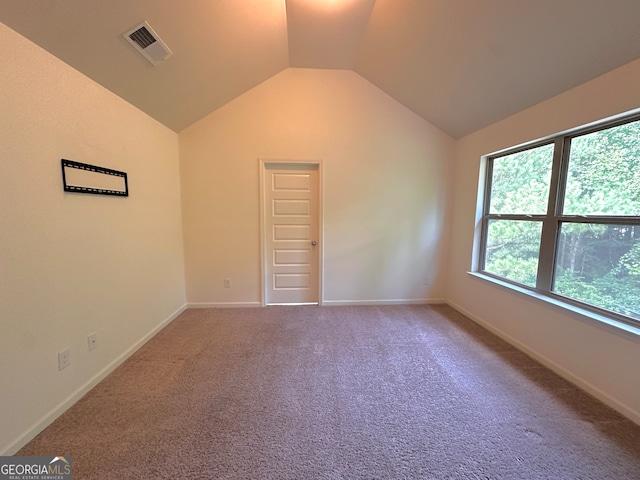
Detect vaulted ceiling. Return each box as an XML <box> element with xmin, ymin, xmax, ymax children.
<box><xmin>2</xmin><ymin>0</ymin><xmax>640</xmax><ymax>138</ymax></box>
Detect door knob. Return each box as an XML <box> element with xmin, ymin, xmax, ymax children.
<box><xmin>311</xmin><ymin>241</ymin><xmax>317</xmax><ymax>246</ymax></box>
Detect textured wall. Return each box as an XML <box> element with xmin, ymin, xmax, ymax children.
<box><xmin>0</xmin><ymin>22</ymin><xmax>186</xmax><ymax>453</ymax></box>
<box><xmin>448</xmin><ymin>58</ymin><xmax>640</xmax><ymax>423</ymax></box>
<box><xmin>179</xmin><ymin>68</ymin><xmax>454</xmax><ymax>306</ymax></box>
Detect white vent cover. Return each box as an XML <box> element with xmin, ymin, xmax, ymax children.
<box><xmin>123</xmin><ymin>22</ymin><xmax>172</xmax><ymax>66</ymax></box>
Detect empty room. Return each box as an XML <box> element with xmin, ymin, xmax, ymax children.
<box><xmin>1</xmin><ymin>0</ymin><xmax>639</xmax><ymax>478</ymax></box>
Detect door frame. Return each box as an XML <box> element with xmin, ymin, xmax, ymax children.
<box><xmin>259</xmin><ymin>159</ymin><xmax>324</xmax><ymax>307</ymax></box>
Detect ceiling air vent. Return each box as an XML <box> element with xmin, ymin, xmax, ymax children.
<box><xmin>123</xmin><ymin>21</ymin><xmax>172</xmax><ymax>66</ymax></box>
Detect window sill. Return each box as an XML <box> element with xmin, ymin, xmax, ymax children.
<box><xmin>466</xmin><ymin>271</ymin><xmax>640</xmax><ymax>340</ymax></box>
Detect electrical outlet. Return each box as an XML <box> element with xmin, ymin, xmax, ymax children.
<box><xmin>423</xmin><ymin>277</ymin><xmax>431</xmax><ymax>286</ymax></box>
<box><xmin>224</xmin><ymin>277</ymin><xmax>231</xmax><ymax>288</ymax></box>
<box><xmin>58</xmin><ymin>348</ymin><xmax>71</xmax><ymax>370</ymax></box>
<box><xmin>88</xmin><ymin>333</ymin><xmax>97</xmax><ymax>351</ymax></box>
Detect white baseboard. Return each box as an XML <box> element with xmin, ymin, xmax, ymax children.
<box><xmin>187</xmin><ymin>302</ymin><xmax>261</xmax><ymax>308</ymax></box>
<box><xmin>2</xmin><ymin>304</ymin><xmax>187</xmax><ymax>456</ymax></box>
<box><xmin>186</xmin><ymin>300</ymin><xmax>446</xmax><ymax>308</ymax></box>
<box><xmin>445</xmin><ymin>300</ymin><xmax>640</xmax><ymax>426</ymax></box>
<box><xmin>322</xmin><ymin>298</ymin><xmax>445</xmax><ymax>306</ymax></box>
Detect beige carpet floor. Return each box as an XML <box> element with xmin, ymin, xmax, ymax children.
<box><xmin>18</xmin><ymin>305</ymin><xmax>640</xmax><ymax>479</ymax></box>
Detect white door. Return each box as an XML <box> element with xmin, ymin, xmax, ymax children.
<box><xmin>262</xmin><ymin>163</ymin><xmax>320</xmax><ymax>305</ymax></box>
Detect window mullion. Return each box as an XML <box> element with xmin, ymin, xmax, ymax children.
<box><xmin>536</xmin><ymin>137</ymin><xmax>566</xmax><ymax>291</ymax></box>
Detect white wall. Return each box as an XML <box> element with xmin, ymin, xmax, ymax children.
<box><xmin>0</xmin><ymin>23</ymin><xmax>186</xmax><ymax>454</ymax></box>
<box><xmin>448</xmin><ymin>58</ymin><xmax>640</xmax><ymax>423</ymax></box>
<box><xmin>179</xmin><ymin>68</ymin><xmax>454</xmax><ymax>306</ymax></box>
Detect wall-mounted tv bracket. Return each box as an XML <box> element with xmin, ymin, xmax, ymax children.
<box><xmin>61</xmin><ymin>159</ymin><xmax>128</xmax><ymax>197</ymax></box>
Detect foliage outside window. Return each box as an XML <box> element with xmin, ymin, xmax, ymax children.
<box><xmin>479</xmin><ymin>115</ymin><xmax>640</xmax><ymax>324</ymax></box>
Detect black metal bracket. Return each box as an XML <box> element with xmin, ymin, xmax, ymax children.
<box><xmin>61</xmin><ymin>159</ymin><xmax>128</xmax><ymax>197</ymax></box>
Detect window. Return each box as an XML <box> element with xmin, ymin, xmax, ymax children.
<box><xmin>478</xmin><ymin>114</ymin><xmax>640</xmax><ymax>325</ymax></box>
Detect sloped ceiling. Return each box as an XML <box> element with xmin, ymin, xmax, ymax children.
<box><xmin>1</xmin><ymin>0</ymin><xmax>640</xmax><ymax>138</ymax></box>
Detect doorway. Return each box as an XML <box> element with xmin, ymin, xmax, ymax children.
<box><xmin>260</xmin><ymin>160</ymin><xmax>322</xmax><ymax>305</ymax></box>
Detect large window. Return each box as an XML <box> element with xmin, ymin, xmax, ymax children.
<box><xmin>479</xmin><ymin>114</ymin><xmax>640</xmax><ymax>325</ymax></box>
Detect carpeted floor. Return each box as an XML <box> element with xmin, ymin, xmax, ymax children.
<box><xmin>18</xmin><ymin>305</ymin><xmax>640</xmax><ymax>479</ymax></box>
